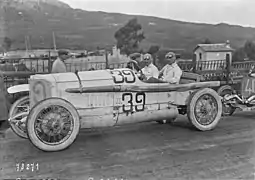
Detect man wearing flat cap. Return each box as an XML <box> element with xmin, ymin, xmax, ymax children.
<box><xmin>158</xmin><ymin>52</ymin><xmax>182</xmax><ymax>84</ymax></box>
<box><xmin>51</xmin><ymin>49</ymin><xmax>69</xmax><ymax>73</ymax></box>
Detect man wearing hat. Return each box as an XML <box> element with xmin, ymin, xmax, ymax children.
<box><xmin>51</xmin><ymin>49</ymin><xmax>69</xmax><ymax>73</ymax></box>
<box><xmin>127</xmin><ymin>53</ymin><xmax>142</xmax><ymax>73</ymax></box>
<box><xmin>141</xmin><ymin>53</ymin><xmax>159</xmax><ymax>80</ymax></box>
<box><xmin>158</xmin><ymin>52</ymin><xmax>182</xmax><ymax>84</ymax></box>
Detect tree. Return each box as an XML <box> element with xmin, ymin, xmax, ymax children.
<box><xmin>201</xmin><ymin>38</ymin><xmax>212</xmax><ymax>44</ymax></box>
<box><xmin>2</xmin><ymin>37</ymin><xmax>12</xmax><ymax>52</ymax></box>
<box><xmin>148</xmin><ymin>45</ymin><xmax>160</xmax><ymax>64</ymax></box>
<box><xmin>232</xmin><ymin>47</ymin><xmax>246</xmax><ymax>62</ymax></box>
<box><xmin>244</xmin><ymin>40</ymin><xmax>255</xmax><ymax>60</ymax></box>
<box><xmin>114</xmin><ymin>17</ymin><xmax>145</xmax><ymax>55</ymax></box>
<box><xmin>148</xmin><ymin>45</ymin><xmax>160</xmax><ymax>55</ymax></box>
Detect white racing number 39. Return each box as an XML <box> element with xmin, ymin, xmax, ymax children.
<box><xmin>110</xmin><ymin>69</ymin><xmax>136</xmax><ymax>84</ymax></box>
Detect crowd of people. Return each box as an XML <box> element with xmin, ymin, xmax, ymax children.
<box><xmin>51</xmin><ymin>49</ymin><xmax>183</xmax><ymax>84</ymax></box>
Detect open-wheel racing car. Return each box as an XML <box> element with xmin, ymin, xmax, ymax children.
<box><xmin>7</xmin><ymin>64</ymin><xmax>223</xmax><ymax>152</ymax></box>
<box><xmin>221</xmin><ymin>65</ymin><xmax>255</xmax><ymax>114</ymax></box>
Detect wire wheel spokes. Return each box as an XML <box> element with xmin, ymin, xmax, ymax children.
<box><xmin>9</xmin><ymin>97</ymin><xmax>30</xmax><ymax>134</ymax></box>
<box><xmin>10</xmin><ymin>112</ymin><xmax>28</xmax><ymax>132</ymax></box>
<box><xmin>194</xmin><ymin>94</ymin><xmax>218</xmax><ymax>125</ymax></box>
<box><xmin>34</xmin><ymin>105</ymin><xmax>74</xmax><ymax>145</ymax></box>
<box><xmin>15</xmin><ymin>101</ymin><xmax>29</xmax><ymax>114</ymax></box>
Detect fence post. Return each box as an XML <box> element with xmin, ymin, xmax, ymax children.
<box><xmin>226</xmin><ymin>54</ymin><xmax>231</xmax><ymax>84</ymax></box>
<box><xmin>192</xmin><ymin>53</ymin><xmax>196</xmax><ymax>73</ymax></box>
<box><xmin>105</xmin><ymin>51</ymin><xmax>109</xmax><ymax>69</ymax></box>
<box><xmin>48</xmin><ymin>51</ymin><xmax>52</xmax><ymax>73</ymax></box>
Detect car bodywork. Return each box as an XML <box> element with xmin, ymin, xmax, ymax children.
<box><xmin>28</xmin><ymin>69</ymin><xmax>219</xmax><ymax>127</ymax></box>
<box><xmin>222</xmin><ymin>72</ymin><xmax>255</xmax><ymax>113</ymax></box>
<box><xmin>8</xmin><ymin>68</ymin><xmax>222</xmax><ymax>151</ymax></box>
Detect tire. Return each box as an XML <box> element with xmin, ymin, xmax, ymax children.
<box><xmin>8</xmin><ymin>96</ymin><xmax>29</xmax><ymax>139</ymax></box>
<box><xmin>187</xmin><ymin>88</ymin><xmax>222</xmax><ymax>131</ymax></box>
<box><xmin>26</xmin><ymin>98</ymin><xmax>80</xmax><ymax>152</ymax></box>
<box><xmin>217</xmin><ymin>85</ymin><xmax>236</xmax><ymax>116</ymax></box>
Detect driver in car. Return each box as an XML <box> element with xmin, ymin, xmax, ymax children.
<box><xmin>141</xmin><ymin>53</ymin><xmax>159</xmax><ymax>80</ymax></box>
<box><xmin>158</xmin><ymin>52</ymin><xmax>183</xmax><ymax>84</ymax></box>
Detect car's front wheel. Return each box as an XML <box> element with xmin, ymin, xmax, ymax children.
<box><xmin>8</xmin><ymin>96</ymin><xmax>29</xmax><ymax>139</ymax></box>
<box><xmin>26</xmin><ymin>98</ymin><xmax>80</xmax><ymax>152</ymax></box>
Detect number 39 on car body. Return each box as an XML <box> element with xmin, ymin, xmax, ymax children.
<box><xmin>110</xmin><ymin>69</ymin><xmax>136</xmax><ymax>84</ymax></box>
<box><xmin>122</xmin><ymin>92</ymin><xmax>146</xmax><ymax>113</ymax></box>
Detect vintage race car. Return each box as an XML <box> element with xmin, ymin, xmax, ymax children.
<box><xmin>221</xmin><ymin>65</ymin><xmax>255</xmax><ymax>115</ymax></box>
<box><xmin>8</xmin><ymin>67</ymin><xmax>222</xmax><ymax>152</ymax></box>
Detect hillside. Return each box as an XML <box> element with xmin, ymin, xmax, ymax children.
<box><xmin>1</xmin><ymin>0</ymin><xmax>255</xmax><ymax>57</ymax></box>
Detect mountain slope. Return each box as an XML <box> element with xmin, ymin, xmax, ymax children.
<box><xmin>1</xmin><ymin>0</ymin><xmax>255</xmax><ymax>57</ymax></box>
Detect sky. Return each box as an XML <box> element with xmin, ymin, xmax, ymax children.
<box><xmin>60</xmin><ymin>0</ymin><xmax>255</xmax><ymax>27</ymax></box>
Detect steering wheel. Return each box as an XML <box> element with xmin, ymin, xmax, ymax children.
<box><xmin>126</xmin><ymin>60</ymin><xmax>145</xmax><ymax>80</ymax></box>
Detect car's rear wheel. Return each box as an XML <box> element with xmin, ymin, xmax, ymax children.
<box><xmin>8</xmin><ymin>96</ymin><xmax>29</xmax><ymax>138</ymax></box>
<box><xmin>26</xmin><ymin>98</ymin><xmax>80</xmax><ymax>152</ymax></box>
<box><xmin>187</xmin><ymin>88</ymin><xmax>222</xmax><ymax>131</ymax></box>
<box><xmin>217</xmin><ymin>85</ymin><xmax>236</xmax><ymax>116</ymax></box>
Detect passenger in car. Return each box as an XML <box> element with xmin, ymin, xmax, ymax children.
<box><xmin>127</xmin><ymin>53</ymin><xmax>142</xmax><ymax>73</ymax></box>
<box><xmin>158</xmin><ymin>52</ymin><xmax>183</xmax><ymax>84</ymax></box>
<box><xmin>141</xmin><ymin>53</ymin><xmax>159</xmax><ymax>80</ymax></box>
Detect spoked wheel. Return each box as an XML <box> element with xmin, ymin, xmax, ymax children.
<box><xmin>26</xmin><ymin>98</ymin><xmax>80</xmax><ymax>152</ymax></box>
<box><xmin>187</xmin><ymin>88</ymin><xmax>222</xmax><ymax>131</ymax></box>
<box><xmin>217</xmin><ymin>85</ymin><xmax>236</xmax><ymax>116</ymax></box>
<box><xmin>8</xmin><ymin>96</ymin><xmax>29</xmax><ymax>138</ymax></box>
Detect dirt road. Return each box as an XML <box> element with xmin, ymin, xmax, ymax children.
<box><xmin>1</xmin><ymin>112</ymin><xmax>255</xmax><ymax>180</ymax></box>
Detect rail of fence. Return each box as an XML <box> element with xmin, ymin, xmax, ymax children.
<box><xmin>178</xmin><ymin>59</ymin><xmax>255</xmax><ymax>82</ymax></box>
<box><xmin>0</xmin><ymin>57</ymin><xmax>54</xmax><ymax>73</ymax></box>
<box><xmin>178</xmin><ymin>60</ymin><xmax>227</xmax><ymax>71</ymax></box>
<box><xmin>0</xmin><ymin>57</ymin><xmax>128</xmax><ymax>89</ymax></box>
<box><xmin>1</xmin><ymin>56</ymin><xmax>255</xmax><ymax>90</ymax></box>
<box><xmin>66</xmin><ymin>62</ymin><xmax>127</xmax><ymax>72</ymax></box>
<box><xmin>0</xmin><ymin>57</ymin><xmax>129</xmax><ymax>73</ymax></box>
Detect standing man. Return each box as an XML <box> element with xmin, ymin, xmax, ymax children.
<box><xmin>51</xmin><ymin>49</ymin><xmax>69</xmax><ymax>73</ymax></box>
<box><xmin>141</xmin><ymin>53</ymin><xmax>159</xmax><ymax>80</ymax></box>
<box><xmin>159</xmin><ymin>52</ymin><xmax>182</xmax><ymax>84</ymax></box>
<box><xmin>0</xmin><ymin>73</ymin><xmax>11</xmax><ymax>137</ymax></box>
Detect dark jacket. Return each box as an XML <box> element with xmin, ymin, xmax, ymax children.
<box><xmin>0</xmin><ymin>73</ymin><xmax>10</xmax><ymax>122</ymax></box>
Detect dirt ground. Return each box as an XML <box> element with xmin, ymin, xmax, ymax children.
<box><xmin>1</xmin><ymin>112</ymin><xmax>255</xmax><ymax>180</ymax></box>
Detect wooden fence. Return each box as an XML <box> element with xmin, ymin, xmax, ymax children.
<box><xmin>1</xmin><ymin>55</ymin><xmax>255</xmax><ymax>91</ymax></box>
<box><xmin>0</xmin><ymin>57</ymin><xmax>129</xmax><ymax>89</ymax></box>
<box><xmin>177</xmin><ymin>58</ymin><xmax>255</xmax><ymax>83</ymax></box>
<box><xmin>0</xmin><ymin>57</ymin><xmax>129</xmax><ymax>73</ymax></box>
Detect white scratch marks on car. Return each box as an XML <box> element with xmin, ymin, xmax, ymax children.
<box><xmin>84</xmin><ymin>93</ymin><xmax>114</xmax><ymax>108</ymax></box>
<box><xmin>115</xmin><ymin>97</ymin><xmax>122</xmax><ymax>106</ymax></box>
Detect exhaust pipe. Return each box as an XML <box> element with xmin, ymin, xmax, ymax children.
<box><xmin>246</xmin><ymin>95</ymin><xmax>255</xmax><ymax>103</ymax></box>
<box><xmin>224</xmin><ymin>94</ymin><xmax>243</xmax><ymax>103</ymax></box>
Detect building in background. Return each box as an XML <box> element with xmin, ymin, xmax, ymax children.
<box><xmin>193</xmin><ymin>40</ymin><xmax>234</xmax><ymax>63</ymax></box>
